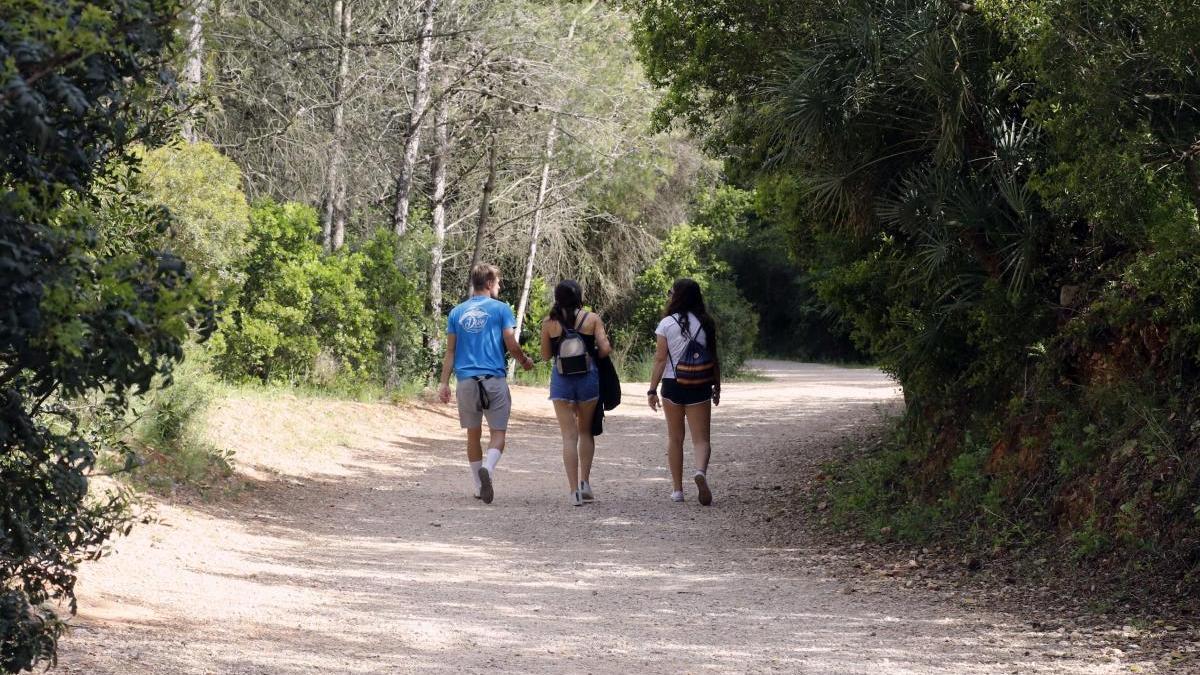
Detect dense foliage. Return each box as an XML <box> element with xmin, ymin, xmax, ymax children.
<box><xmin>631</xmin><ymin>0</ymin><xmax>1200</xmax><ymax>578</ymax></box>
<box><xmin>213</xmin><ymin>201</ymin><xmax>429</xmax><ymax>385</ymax></box>
<box><xmin>0</xmin><ymin>0</ymin><xmax>213</xmax><ymax>669</ymax></box>
<box><xmin>138</xmin><ymin>142</ymin><xmax>251</xmax><ymax>289</ymax></box>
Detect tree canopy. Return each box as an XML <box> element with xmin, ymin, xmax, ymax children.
<box><xmin>631</xmin><ymin>0</ymin><xmax>1200</xmax><ymax>575</ymax></box>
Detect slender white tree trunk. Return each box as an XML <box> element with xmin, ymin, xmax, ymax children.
<box><xmin>427</xmin><ymin>82</ymin><xmax>451</xmax><ymax>357</ymax></box>
<box><xmin>511</xmin><ymin>118</ymin><xmax>559</xmax><ymax>361</ymax></box>
<box><xmin>181</xmin><ymin>0</ymin><xmax>208</xmax><ymax>143</ymax></box>
<box><xmin>322</xmin><ymin>0</ymin><xmax>352</xmax><ymax>251</ymax></box>
<box><xmin>392</xmin><ymin>0</ymin><xmax>439</xmax><ymax>236</ymax></box>
<box><xmin>509</xmin><ymin>0</ymin><xmax>599</xmax><ymax>377</ymax></box>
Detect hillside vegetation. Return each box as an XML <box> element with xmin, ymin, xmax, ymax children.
<box><xmin>629</xmin><ymin>0</ymin><xmax>1200</xmax><ymax>585</ymax></box>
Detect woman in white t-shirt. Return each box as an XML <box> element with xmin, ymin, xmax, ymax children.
<box><xmin>647</xmin><ymin>278</ymin><xmax>721</xmax><ymax>505</ymax></box>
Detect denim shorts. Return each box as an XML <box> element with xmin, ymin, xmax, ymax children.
<box><xmin>549</xmin><ymin>366</ymin><xmax>599</xmax><ymax>403</ymax></box>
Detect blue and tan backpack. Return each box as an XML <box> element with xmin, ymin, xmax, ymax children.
<box><xmin>670</xmin><ymin>316</ymin><xmax>715</xmax><ymax>387</ymax></box>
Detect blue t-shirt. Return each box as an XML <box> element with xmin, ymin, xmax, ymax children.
<box><xmin>447</xmin><ymin>295</ymin><xmax>517</xmax><ymax>379</ymax></box>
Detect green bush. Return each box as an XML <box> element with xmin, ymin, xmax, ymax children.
<box><xmin>1</xmin><ymin>0</ymin><xmax>214</xmax><ymax>668</ymax></box>
<box><xmin>138</xmin><ymin>142</ymin><xmax>251</xmax><ymax>288</ymax></box>
<box><xmin>704</xmin><ymin>277</ymin><xmax>759</xmax><ymax>373</ymax></box>
<box><xmin>357</xmin><ymin>228</ymin><xmax>431</xmax><ymax>382</ymax></box>
<box><xmin>215</xmin><ymin>201</ymin><xmax>376</xmax><ymax>384</ymax></box>
<box><xmin>124</xmin><ymin>348</ymin><xmax>234</xmax><ymax>495</ymax></box>
<box><xmin>718</xmin><ymin>180</ymin><xmax>865</xmax><ymax>362</ymax></box>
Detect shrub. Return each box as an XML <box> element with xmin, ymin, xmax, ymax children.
<box><xmin>124</xmin><ymin>348</ymin><xmax>234</xmax><ymax>494</ymax></box>
<box><xmin>138</xmin><ymin>142</ymin><xmax>251</xmax><ymax>288</ymax></box>
<box><xmin>215</xmin><ymin>201</ymin><xmax>376</xmax><ymax>383</ymax></box>
<box><xmin>0</xmin><ymin>1</ymin><xmax>214</xmax><ymax>668</ymax></box>
<box><xmin>357</xmin><ymin>228</ymin><xmax>431</xmax><ymax>382</ymax></box>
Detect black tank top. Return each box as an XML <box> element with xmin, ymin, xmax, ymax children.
<box><xmin>549</xmin><ymin>311</ymin><xmax>597</xmax><ymax>356</ymax></box>
<box><xmin>551</xmin><ymin>331</ymin><xmax>597</xmax><ymax>356</ymax></box>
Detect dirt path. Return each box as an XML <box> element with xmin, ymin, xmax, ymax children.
<box><xmin>57</xmin><ymin>361</ymin><xmax>1146</xmax><ymax>674</ymax></box>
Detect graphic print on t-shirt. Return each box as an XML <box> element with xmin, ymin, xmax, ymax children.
<box><xmin>459</xmin><ymin>307</ymin><xmax>489</xmax><ymax>333</ymax></box>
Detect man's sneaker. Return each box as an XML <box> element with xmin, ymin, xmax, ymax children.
<box><xmin>579</xmin><ymin>480</ymin><xmax>594</xmax><ymax>503</ymax></box>
<box><xmin>478</xmin><ymin>467</ymin><xmax>494</xmax><ymax>504</ymax></box>
<box><xmin>695</xmin><ymin>472</ymin><xmax>712</xmax><ymax>506</ymax></box>
<box><xmin>570</xmin><ymin>490</ymin><xmax>584</xmax><ymax>507</ymax></box>
<box><xmin>671</xmin><ymin>490</ymin><xmax>685</xmax><ymax>503</ymax></box>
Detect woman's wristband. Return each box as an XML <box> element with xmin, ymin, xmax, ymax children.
<box><xmin>647</xmin><ymin>388</ymin><xmax>658</xmax><ymax>396</ymax></box>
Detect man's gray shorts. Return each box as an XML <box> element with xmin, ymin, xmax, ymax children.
<box><xmin>456</xmin><ymin>376</ymin><xmax>512</xmax><ymax>430</ymax></box>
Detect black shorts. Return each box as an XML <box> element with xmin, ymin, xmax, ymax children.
<box><xmin>661</xmin><ymin>378</ymin><xmax>713</xmax><ymax>406</ymax></box>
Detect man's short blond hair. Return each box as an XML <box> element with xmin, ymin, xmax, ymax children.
<box><xmin>470</xmin><ymin>263</ymin><xmax>501</xmax><ymax>291</ymax></box>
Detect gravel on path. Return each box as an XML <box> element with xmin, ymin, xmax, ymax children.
<box><xmin>56</xmin><ymin>361</ymin><xmax>1150</xmax><ymax>674</ymax></box>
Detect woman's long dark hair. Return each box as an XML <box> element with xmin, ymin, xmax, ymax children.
<box><xmin>551</xmin><ymin>279</ymin><xmax>584</xmax><ymax>328</ymax></box>
<box><xmin>663</xmin><ymin>278</ymin><xmax>718</xmax><ymax>361</ymax></box>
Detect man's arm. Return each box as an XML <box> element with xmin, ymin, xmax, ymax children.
<box><xmin>438</xmin><ymin>333</ymin><xmax>457</xmax><ymax>403</ymax></box>
<box><xmin>503</xmin><ymin>328</ymin><xmax>534</xmax><ymax>371</ymax></box>
<box><xmin>539</xmin><ymin>320</ymin><xmax>553</xmax><ymax>361</ymax></box>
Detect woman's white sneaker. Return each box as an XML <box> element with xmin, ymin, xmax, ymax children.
<box><xmin>570</xmin><ymin>490</ymin><xmax>584</xmax><ymax>507</ymax></box>
<box><xmin>670</xmin><ymin>490</ymin><xmax>685</xmax><ymax>503</ymax></box>
<box><xmin>579</xmin><ymin>480</ymin><xmax>594</xmax><ymax>502</ymax></box>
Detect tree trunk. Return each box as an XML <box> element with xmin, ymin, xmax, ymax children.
<box><xmin>181</xmin><ymin>0</ymin><xmax>208</xmax><ymax>143</ymax></box>
<box><xmin>391</xmin><ymin>0</ymin><xmax>439</xmax><ymax>237</ymax></box>
<box><xmin>427</xmin><ymin>80</ymin><xmax>451</xmax><ymax>359</ymax></box>
<box><xmin>322</xmin><ymin>0</ymin><xmax>352</xmax><ymax>252</ymax></box>
<box><xmin>511</xmin><ymin>118</ymin><xmax>559</xmax><ymax>365</ymax></box>
<box><xmin>467</xmin><ymin>134</ymin><xmax>499</xmax><ymax>296</ymax></box>
<box><xmin>509</xmin><ymin>0</ymin><xmax>598</xmax><ymax>374</ymax></box>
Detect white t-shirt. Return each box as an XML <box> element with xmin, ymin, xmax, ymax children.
<box><xmin>655</xmin><ymin>312</ymin><xmax>708</xmax><ymax>380</ymax></box>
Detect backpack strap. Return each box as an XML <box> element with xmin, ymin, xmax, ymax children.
<box><xmin>556</xmin><ymin>309</ymin><xmax>588</xmax><ymax>332</ymax></box>
<box><xmin>666</xmin><ymin>314</ymin><xmax>685</xmax><ymax>377</ymax></box>
<box><xmin>553</xmin><ymin>311</ymin><xmax>589</xmax><ymax>358</ymax></box>
<box><xmin>672</xmin><ymin>314</ymin><xmax>689</xmax><ymax>340</ymax></box>
<box><xmin>672</xmin><ymin>313</ymin><xmax>700</xmax><ymax>342</ymax></box>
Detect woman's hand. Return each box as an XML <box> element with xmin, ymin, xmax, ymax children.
<box><xmin>713</xmin><ymin>384</ymin><xmax>721</xmax><ymax>407</ymax></box>
<box><xmin>648</xmin><ymin>391</ymin><xmax>660</xmax><ymax>412</ymax></box>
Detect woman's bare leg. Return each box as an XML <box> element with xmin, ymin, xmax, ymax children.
<box><xmin>663</xmin><ymin>400</ymin><xmax>687</xmax><ymax>492</ymax></box>
<box><xmin>575</xmin><ymin>399</ymin><xmax>598</xmax><ymax>483</ymax></box>
<box><xmin>553</xmin><ymin>400</ymin><xmax>579</xmax><ymax>491</ymax></box>
<box><xmin>683</xmin><ymin>401</ymin><xmax>712</xmax><ymax>473</ymax></box>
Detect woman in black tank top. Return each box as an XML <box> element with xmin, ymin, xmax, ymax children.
<box><xmin>539</xmin><ymin>280</ymin><xmax>611</xmax><ymax>506</ymax></box>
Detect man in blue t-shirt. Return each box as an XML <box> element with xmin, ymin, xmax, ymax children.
<box><xmin>438</xmin><ymin>263</ymin><xmax>533</xmax><ymax>504</ymax></box>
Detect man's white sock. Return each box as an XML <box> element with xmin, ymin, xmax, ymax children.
<box><xmin>470</xmin><ymin>460</ymin><xmax>483</xmax><ymax>491</ymax></box>
<box><xmin>484</xmin><ymin>448</ymin><xmax>503</xmax><ymax>473</ymax></box>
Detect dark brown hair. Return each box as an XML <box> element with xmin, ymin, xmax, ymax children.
<box><xmin>551</xmin><ymin>279</ymin><xmax>583</xmax><ymax>328</ymax></box>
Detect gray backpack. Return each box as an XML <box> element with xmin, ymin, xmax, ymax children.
<box><xmin>555</xmin><ymin>311</ymin><xmax>590</xmax><ymax>376</ymax></box>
